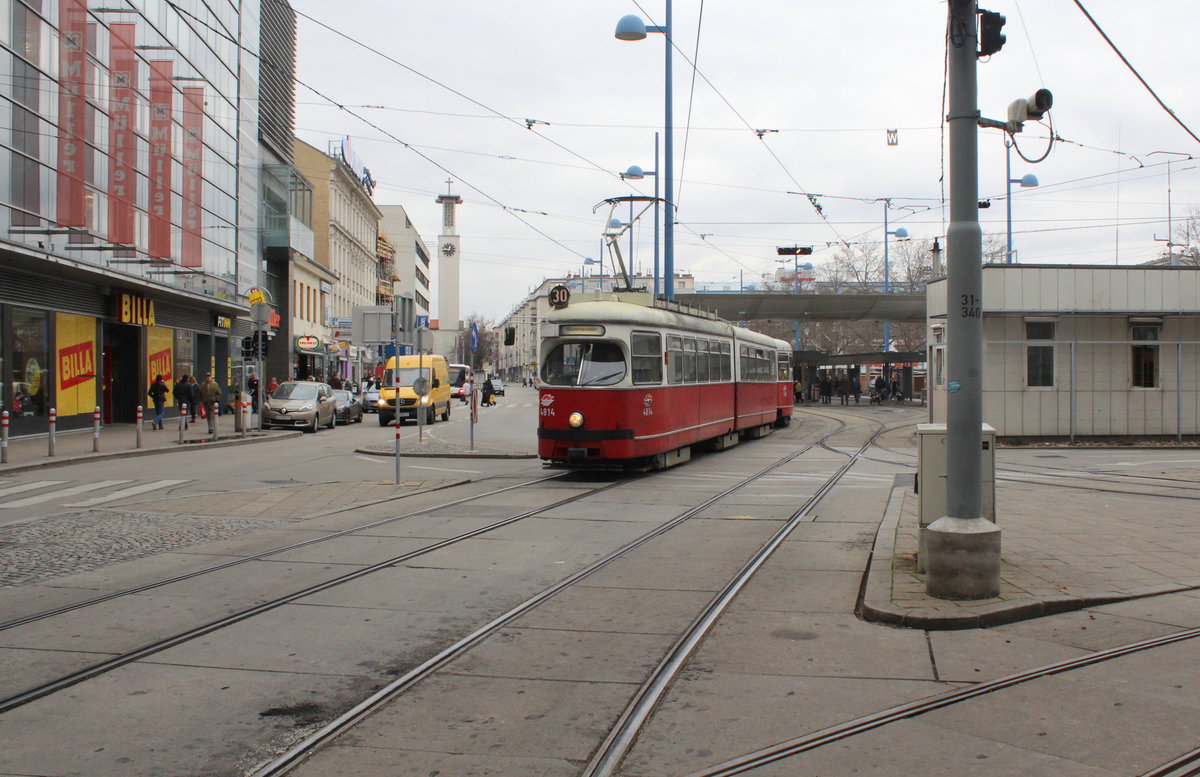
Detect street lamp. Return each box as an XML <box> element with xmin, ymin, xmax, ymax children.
<box><xmin>777</xmin><ymin>246</ymin><xmax>813</xmax><ymax>351</ymax></box>
<box><xmin>882</xmin><ymin>203</ymin><xmax>909</xmax><ymax>352</ymax></box>
<box><xmin>582</xmin><ymin>257</ymin><xmax>599</xmax><ymax>294</ymax></box>
<box><xmin>1005</xmin><ymin>138</ymin><xmax>1038</xmax><ymax>264</ymax></box>
<box><xmin>616</xmin><ymin>7</ymin><xmax>675</xmax><ymax>300</ymax></box>
<box><xmin>622</xmin><ymin>141</ymin><xmax>660</xmax><ymax>297</ymax></box>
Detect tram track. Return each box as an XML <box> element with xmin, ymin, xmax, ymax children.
<box><xmin>0</xmin><ymin>472</ymin><xmax>634</xmax><ymax>715</ymax></box>
<box><xmin>684</xmin><ymin>622</ymin><xmax>1200</xmax><ymax>777</ymax></box>
<box><xmin>247</xmin><ymin>418</ymin><xmax>881</xmax><ymax>776</ymax></box>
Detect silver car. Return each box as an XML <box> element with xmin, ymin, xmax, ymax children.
<box><xmin>262</xmin><ymin>381</ymin><xmax>336</xmax><ymax>433</ymax></box>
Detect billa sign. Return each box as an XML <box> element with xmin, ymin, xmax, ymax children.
<box><xmin>296</xmin><ymin>335</ymin><xmax>320</xmax><ymax>351</ymax></box>
<box><xmin>117</xmin><ymin>293</ymin><xmax>155</xmax><ymax>326</ymax></box>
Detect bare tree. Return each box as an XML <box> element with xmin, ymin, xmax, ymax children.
<box><xmin>452</xmin><ymin>313</ymin><xmax>498</xmax><ymax>372</ymax></box>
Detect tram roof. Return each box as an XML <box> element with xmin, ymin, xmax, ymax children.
<box><xmin>546</xmin><ymin>299</ymin><xmax>790</xmax><ymax>350</ymax></box>
<box><xmin>676</xmin><ymin>292</ymin><xmax>926</xmax><ymax>323</ymax></box>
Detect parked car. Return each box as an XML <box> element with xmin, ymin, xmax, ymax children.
<box><xmin>490</xmin><ymin>377</ymin><xmax>505</xmax><ymax>397</ymax></box>
<box><xmin>262</xmin><ymin>381</ymin><xmax>336</xmax><ymax>433</ymax></box>
<box><xmin>360</xmin><ymin>385</ymin><xmax>380</xmax><ymax>413</ymax></box>
<box><xmin>332</xmin><ymin>389</ymin><xmax>364</xmax><ymax>424</ymax></box>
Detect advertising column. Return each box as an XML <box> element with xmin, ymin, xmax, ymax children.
<box><xmin>147</xmin><ymin>327</ymin><xmax>174</xmax><ymax>407</ymax></box>
<box><xmin>55</xmin><ymin>313</ymin><xmax>98</xmax><ymax>427</ymax></box>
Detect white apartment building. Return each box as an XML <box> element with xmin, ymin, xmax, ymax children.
<box><xmin>378</xmin><ymin>205</ymin><xmax>433</xmax><ymax>319</ymax></box>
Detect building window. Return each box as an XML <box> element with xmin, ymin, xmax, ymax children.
<box><xmin>1025</xmin><ymin>321</ymin><xmax>1055</xmax><ymax>388</ymax></box>
<box><xmin>1131</xmin><ymin>323</ymin><xmax>1161</xmax><ymax>388</ymax></box>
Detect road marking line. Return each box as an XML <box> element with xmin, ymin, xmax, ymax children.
<box><xmin>0</xmin><ymin>481</ymin><xmax>68</xmax><ymax>498</ymax></box>
<box><xmin>63</xmin><ymin>479</ymin><xmax>191</xmax><ymax>507</ymax></box>
<box><xmin>0</xmin><ymin>480</ymin><xmax>133</xmax><ymax>508</ymax></box>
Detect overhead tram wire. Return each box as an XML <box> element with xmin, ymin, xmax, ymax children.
<box><xmin>1072</xmin><ymin>0</ymin><xmax>1200</xmax><ymax>146</ymax></box>
<box><xmin>629</xmin><ymin>0</ymin><xmax>854</xmax><ymax>249</ymax></box>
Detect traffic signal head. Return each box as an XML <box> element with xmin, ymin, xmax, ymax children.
<box><xmin>241</xmin><ymin>336</ymin><xmax>254</xmax><ymax>359</ymax></box>
<box><xmin>979</xmin><ymin>9</ymin><xmax>1006</xmax><ymax>57</ymax></box>
<box><xmin>777</xmin><ymin>246</ymin><xmax>814</xmax><ymax>256</ymax></box>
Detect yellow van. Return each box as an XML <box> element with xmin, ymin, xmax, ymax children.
<box><xmin>377</xmin><ymin>354</ymin><xmax>452</xmax><ymax>426</ymax></box>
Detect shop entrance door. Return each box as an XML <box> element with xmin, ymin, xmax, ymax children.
<box><xmin>102</xmin><ymin>323</ymin><xmax>140</xmax><ymax>423</ymax></box>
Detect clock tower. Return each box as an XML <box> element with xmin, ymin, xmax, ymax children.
<box><xmin>435</xmin><ymin>184</ymin><xmax>463</xmax><ymax>345</ymax></box>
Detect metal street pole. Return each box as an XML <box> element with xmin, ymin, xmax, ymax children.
<box><xmin>654</xmin><ymin>132</ymin><xmax>660</xmax><ymax>298</ymax></box>
<box><xmin>925</xmin><ymin>0</ymin><xmax>1001</xmax><ymax>599</ymax></box>
<box><xmin>663</xmin><ymin>0</ymin><xmax>674</xmax><ymax>300</ymax></box>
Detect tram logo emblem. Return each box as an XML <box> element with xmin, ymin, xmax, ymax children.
<box><xmin>642</xmin><ymin>393</ymin><xmax>654</xmax><ymax>416</ymax></box>
<box><xmin>540</xmin><ymin>394</ymin><xmax>555</xmax><ymax>407</ymax></box>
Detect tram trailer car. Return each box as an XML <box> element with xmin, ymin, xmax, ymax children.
<box><xmin>537</xmin><ymin>300</ymin><xmax>793</xmax><ymax>469</ymax></box>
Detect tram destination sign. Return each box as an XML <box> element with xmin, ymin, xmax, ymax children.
<box><xmin>549</xmin><ymin>284</ymin><xmax>571</xmax><ymax>309</ymax></box>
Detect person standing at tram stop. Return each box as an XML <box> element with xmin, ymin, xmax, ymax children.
<box><xmin>198</xmin><ymin>373</ymin><xmax>223</xmax><ymax>434</ymax></box>
<box><xmin>147</xmin><ymin>374</ymin><xmax>168</xmax><ymax>430</ymax></box>
<box><xmin>851</xmin><ymin>376</ymin><xmax>862</xmax><ymax>405</ymax></box>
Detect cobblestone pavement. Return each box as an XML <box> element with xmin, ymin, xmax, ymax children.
<box><xmin>0</xmin><ymin>510</ymin><xmax>270</xmax><ymax>587</ymax></box>
<box><xmin>0</xmin><ymin>479</ymin><xmax>462</xmax><ymax>588</ymax></box>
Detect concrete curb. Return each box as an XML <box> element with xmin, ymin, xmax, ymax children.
<box><xmin>354</xmin><ymin>446</ymin><xmax>538</xmax><ymax>460</ymax></box>
<box><xmin>0</xmin><ymin>431</ymin><xmax>303</xmax><ymax>475</ymax></box>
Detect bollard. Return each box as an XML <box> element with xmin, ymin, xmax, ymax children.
<box><xmin>394</xmin><ymin>417</ymin><xmax>402</xmax><ymax>486</ymax></box>
<box><xmin>1</xmin><ymin>410</ymin><xmax>8</xmax><ymax>464</ymax></box>
<box><xmin>48</xmin><ymin>407</ymin><xmax>57</xmax><ymax>456</ymax></box>
<box><xmin>240</xmin><ymin>400</ymin><xmax>248</xmax><ymax>438</ymax></box>
<box><xmin>211</xmin><ymin>402</ymin><xmax>219</xmax><ymax>442</ymax></box>
<box><xmin>136</xmin><ymin>405</ymin><xmax>144</xmax><ymax>449</ymax></box>
<box><xmin>93</xmin><ymin>406</ymin><xmax>101</xmax><ymax>452</ymax></box>
<box><xmin>179</xmin><ymin>403</ymin><xmax>187</xmax><ymax>444</ymax></box>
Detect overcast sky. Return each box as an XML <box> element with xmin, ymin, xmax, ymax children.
<box><xmin>290</xmin><ymin>1</ymin><xmax>1200</xmax><ymax>322</ymax></box>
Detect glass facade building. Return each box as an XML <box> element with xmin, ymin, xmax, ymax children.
<box><xmin>0</xmin><ymin>0</ymin><xmax>261</xmax><ymax>434</ymax></box>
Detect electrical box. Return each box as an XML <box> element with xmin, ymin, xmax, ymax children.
<box><xmin>916</xmin><ymin>423</ymin><xmax>996</xmax><ymax>527</ymax></box>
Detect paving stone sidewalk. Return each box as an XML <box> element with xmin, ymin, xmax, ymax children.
<box><xmin>863</xmin><ymin>469</ymin><xmax>1200</xmax><ymax>628</ymax></box>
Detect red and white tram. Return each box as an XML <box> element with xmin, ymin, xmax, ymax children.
<box><xmin>537</xmin><ymin>298</ymin><xmax>794</xmax><ymax>469</ymax></box>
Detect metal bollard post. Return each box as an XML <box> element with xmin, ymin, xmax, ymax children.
<box><xmin>93</xmin><ymin>406</ymin><xmax>101</xmax><ymax>452</ymax></box>
<box><xmin>394</xmin><ymin>417</ymin><xmax>402</xmax><ymax>486</ymax></box>
<box><xmin>48</xmin><ymin>407</ymin><xmax>57</xmax><ymax>456</ymax></box>
<box><xmin>211</xmin><ymin>402</ymin><xmax>219</xmax><ymax>442</ymax></box>
<box><xmin>240</xmin><ymin>399</ymin><xmax>248</xmax><ymax>438</ymax></box>
<box><xmin>136</xmin><ymin>405</ymin><xmax>144</xmax><ymax>449</ymax></box>
<box><xmin>1</xmin><ymin>410</ymin><xmax>8</xmax><ymax>464</ymax></box>
<box><xmin>179</xmin><ymin>404</ymin><xmax>187</xmax><ymax>444</ymax></box>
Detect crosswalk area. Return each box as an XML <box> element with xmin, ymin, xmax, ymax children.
<box><xmin>0</xmin><ymin>479</ymin><xmax>190</xmax><ymax>509</ymax></box>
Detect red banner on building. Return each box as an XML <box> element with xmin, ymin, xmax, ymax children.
<box><xmin>56</xmin><ymin>0</ymin><xmax>89</xmax><ymax>227</ymax></box>
<box><xmin>148</xmin><ymin>60</ymin><xmax>174</xmax><ymax>260</ymax></box>
<box><xmin>107</xmin><ymin>23</ymin><xmax>137</xmax><ymax>244</ymax></box>
<box><xmin>180</xmin><ymin>87</ymin><xmax>204</xmax><ymax>268</ymax></box>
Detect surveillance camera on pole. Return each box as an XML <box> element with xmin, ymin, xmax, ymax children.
<box><xmin>1006</xmin><ymin>89</ymin><xmax>1053</xmax><ymax>131</ymax></box>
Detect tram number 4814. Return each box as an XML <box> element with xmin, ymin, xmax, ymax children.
<box><xmin>960</xmin><ymin>294</ymin><xmax>981</xmax><ymax>318</ymax></box>
<box><xmin>540</xmin><ymin>407</ymin><xmax>555</xmax><ymax>417</ymax></box>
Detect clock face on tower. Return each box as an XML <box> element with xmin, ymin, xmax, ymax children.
<box><xmin>441</xmin><ymin>242</ymin><xmax>457</xmax><ymax>257</ymax></box>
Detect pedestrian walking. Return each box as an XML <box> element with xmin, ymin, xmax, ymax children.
<box><xmin>793</xmin><ymin>379</ymin><xmax>803</xmax><ymax>403</ymax></box>
<box><xmin>173</xmin><ymin>375</ymin><xmax>191</xmax><ymax>424</ymax></box>
<box><xmin>246</xmin><ymin>372</ymin><xmax>260</xmax><ymax>413</ymax></box>
<box><xmin>837</xmin><ymin>377</ymin><xmax>850</xmax><ymax>405</ymax></box>
<box><xmin>851</xmin><ymin>377</ymin><xmax>861</xmax><ymax>405</ymax></box>
<box><xmin>147</xmin><ymin>374</ymin><xmax>168</xmax><ymax>430</ymax></box>
<box><xmin>481</xmin><ymin>377</ymin><xmax>496</xmax><ymax>407</ymax></box>
<box><xmin>198</xmin><ymin>373</ymin><xmax>223</xmax><ymax>434</ymax></box>
<box><xmin>818</xmin><ymin>376</ymin><xmax>832</xmax><ymax>405</ymax></box>
<box><xmin>266</xmin><ymin>376</ymin><xmax>279</xmax><ymax>395</ymax></box>
<box><xmin>187</xmin><ymin>376</ymin><xmax>201</xmax><ymax>421</ymax></box>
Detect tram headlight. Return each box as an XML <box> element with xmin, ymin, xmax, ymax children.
<box><xmin>568</xmin><ymin>411</ymin><xmax>585</xmax><ymax>428</ymax></box>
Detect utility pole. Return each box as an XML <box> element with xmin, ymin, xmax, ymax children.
<box><xmin>924</xmin><ymin>0</ymin><xmax>1001</xmax><ymax>599</ymax></box>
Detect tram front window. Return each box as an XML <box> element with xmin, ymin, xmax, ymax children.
<box><xmin>542</xmin><ymin>341</ymin><xmax>627</xmax><ymax>386</ymax></box>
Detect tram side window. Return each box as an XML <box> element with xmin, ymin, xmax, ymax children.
<box><xmin>631</xmin><ymin>332</ymin><xmax>663</xmax><ymax>385</ymax></box>
<box><xmin>720</xmin><ymin>342</ymin><xmax>732</xmax><ymax>381</ymax></box>
<box><xmin>668</xmin><ymin>335</ymin><xmax>684</xmax><ymax>384</ymax></box>
<box><xmin>695</xmin><ymin>340</ymin><xmax>710</xmax><ymax>383</ymax></box>
<box><xmin>707</xmin><ymin>341</ymin><xmax>720</xmax><ymax>383</ymax></box>
<box><xmin>777</xmin><ymin>352</ymin><xmax>791</xmax><ymax>381</ymax></box>
<box><xmin>682</xmin><ymin>338</ymin><xmax>697</xmax><ymax>383</ymax></box>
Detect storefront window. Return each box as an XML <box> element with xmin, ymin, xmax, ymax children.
<box><xmin>11</xmin><ymin>307</ymin><xmax>49</xmax><ymax>419</ymax></box>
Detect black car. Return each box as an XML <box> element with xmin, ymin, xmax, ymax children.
<box><xmin>332</xmin><ymin>389</ymin><xmax>364</xmax><ymax>424</ymax></box>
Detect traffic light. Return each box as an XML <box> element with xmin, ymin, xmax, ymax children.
<box><xmin>241</xmin><ymin>335</ymin><xmax>254</xmax><ymax>359</ymax></box>
<box><xmin>776</xmin><ymin>246</ymin><xmax>814</xmax><ymax>256</ymax></box>
<box><xmin>978</xmin><ymin>9</ymin><xmax>1006</xmax><ymax>56</ymax></box>
<box><xmin>254</xmin><ymin>330</ymin><xmax>269</xmax><ymax>357</ymax></box>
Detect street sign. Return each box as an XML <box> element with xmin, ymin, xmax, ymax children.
<box><xmin>250</xmin><ymin>301</ymin><xmax>271</xmax><ymax>325</ymax></box>
<box><xmin>352</xmin><ymin>306</ymin><xmax>393</xmax><ymax>346</ymax></box>
<box><xmin>247</xmin><ymin>287</ymin><xmax>267</xmax><ymax>305</ymax></box>
<box><xmin>470</xmin><ymin>322</ymin><xmax>479</xmax><ymax>352</ymax></box>
<box><xmin>412</xmin><ymin>377</ymin><xmax>430</xmax><ymax>396</ymax></box>
<box><xmin>415</xmin><ymin>314</ymin><xmax>430</xmax><ymax>329</ymax></box>
<box><xmin>549</xmin><ymin>285</ymin><xmax>570</xmax><ymax>309</ymax></box>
